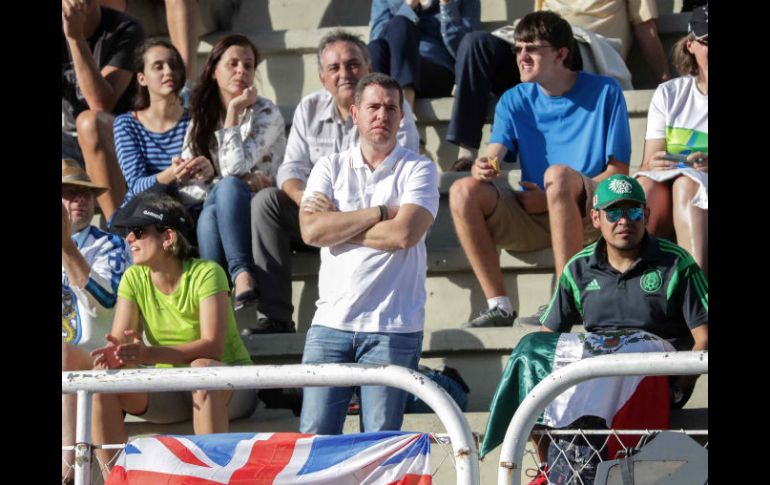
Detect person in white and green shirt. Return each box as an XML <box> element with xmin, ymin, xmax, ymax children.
<box><xmin>636</xmin><ymin>4</ymin><xmax>708</xmax><ymax>276</ymax></box>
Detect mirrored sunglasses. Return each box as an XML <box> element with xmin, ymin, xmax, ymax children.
<box><xmin>604</xmin><ymin>206</ymin><xmax>644</xmax><ymax>223</ymax></box>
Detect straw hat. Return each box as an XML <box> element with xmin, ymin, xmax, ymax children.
<box><xmin>61</xmin><ymin>158</ymin><xmax>108</xmax><ymax>196</ymax></box>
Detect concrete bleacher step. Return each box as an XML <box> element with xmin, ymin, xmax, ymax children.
<box><xmin>199</xmin><ymin>0</ymin><xmax>690</xmax><ymax>114</ymax></box>
<box><xmin>125</xmin><ymin>406</ymin><xmax>706</xmax><ymax>484</ymax></box>
<box><xmin>230</xmin><ymin>0</ymin><xmax>687</xmax><ymax>32</ymax></box>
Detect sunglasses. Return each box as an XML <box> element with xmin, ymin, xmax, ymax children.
<box><xmin>128</xmin><ymin>226</ymin><xmax>150</xmax><ymax>239</ymax></box>
<box><xmin>603</xmin><ymin>206</ymin><xmax>644</xmax><ymax>223</ymax></box>
<box><xmin>127</xmin><ymin>225</ymin><xmax>168</xmax><ymax>239</ymax></box>
<box><xmin>512</xmin><ymin>43</ymin><xmax>554</xmax><ymax>55</ymax></box>
<box><xmin>695</xmin><ymin>37</ymin><xmax>708</xmax><ymax>47</ymax></box>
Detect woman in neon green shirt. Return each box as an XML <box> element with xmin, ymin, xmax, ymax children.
<box><xmin>90</xmin><ymin>192</ymin><xmax>255</xmax><ymax>474</ymax></box>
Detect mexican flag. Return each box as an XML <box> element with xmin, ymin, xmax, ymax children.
<box><xmin>480</xmin><ymin>330</ymin><xmax>673</xmax><ymax>459</ymax></box>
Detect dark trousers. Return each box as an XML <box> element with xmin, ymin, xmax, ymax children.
<box><xmin>446</xmin><ymin>31</ymin><xmax>520</xmax><ymax>150</ymax></box>
<box><xmin>250</xmin><ymin>187</ymin><xmax>315</xmax><ymax>323</ymax></box>
<box><xmin>368</xmin><ymin>15</ymin><xmax>455</xmax><ymax>98</ymax></box>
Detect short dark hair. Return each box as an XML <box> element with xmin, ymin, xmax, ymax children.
<box><xmin>672</xmin><ymin>33</ymin><xmax>699</xmax><ymax>76</ymax></box>
<box><xmin>316</xmin><ymin>29</ymin><xmax>370</xmax><ymax>72</ymax></box>
<box><xmin>132</xmin><ymin>39</ymin><xmax>186</xmax><ymax>111</ymax></box>
<box><xmin>353</xmin><ymin>72</ymin><xmax>404</xmax><ymax>110</ymax></box>
<box><xmin>514</xmin><ymin>11</ymin><xmax>580</xmax><ymax>71</ymax></box>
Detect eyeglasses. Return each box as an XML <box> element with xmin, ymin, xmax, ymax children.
<box><xmin>513</xmin><ymin>43</ymin><xmax>554</xmax><ymax>55</ymax></box>
<box><xmin>603</xmin><ymin>206</ymin><xmax>644</xmax><ymax>223</ymax></box>
<box><xmin>695</xmin><ymin>37</ymin><xmax>708</xmax><ymax>47</ymax></box>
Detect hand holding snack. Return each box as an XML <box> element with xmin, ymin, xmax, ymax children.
<box><xmin>471</xmin><ymin>156</ymin><xmax>502</xmax><ymax>182</ymax></box>
<box><xmin>488</xmin><ymin>156</ymin><xmax>500</xmax><ymax>173</ymax></box>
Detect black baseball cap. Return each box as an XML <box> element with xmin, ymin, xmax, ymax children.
<box><xmin>689</xmin><ymin>4</ymin><xmax>708</xmax><ymax>40</ymax></box>
<box><xmin>111</xmin><ymin>192</ymin><xmax>193</xmax><ymax>239</ymax></box>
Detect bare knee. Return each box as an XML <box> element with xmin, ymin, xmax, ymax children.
<box><xmin>672</xmin><ymin>175</ymin><xmax>699</xmax><ymax>201</ymax></box>
<box><xmin>543</xmin><ymin>165</ymin><xmax>582</xmax><ymax>201</ymax></box>
<box><xmin>75</xmin><ymin>110</ymin><xmax>114</xmax><ymax>148</ymax></box>
<box><xmin>62</xmin><ymin>342</ymin><xmax>90</xmax><ymax>372</ymax></box>
<box><xmin>62</xmin><ymin>342</ymin><xmax>74</xmax><ymax>371</ymax></box>
<box><xmin>449</xmin><ymin>177</ymin><xmax>494</xmax><ymax>216</ymax></box>
<box><xmin>75</xmin><ymin>110</ymin><xmax>100</xmax><ymax>144</ymax></box>
<box><xmin>190</xmin><ymin>358</ymin><xmax>222</xmax><ymax>368</ymax></box>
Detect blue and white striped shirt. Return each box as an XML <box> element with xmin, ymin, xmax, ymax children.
<box><xmin>113</xmin><ymin>111</ymin><xmax>190</xmax><ymax>204</ymax></box>
<box><xmin>62</xmin><ymin>226</ymin><xmax>131</xmax><ymax>351</ymax></box>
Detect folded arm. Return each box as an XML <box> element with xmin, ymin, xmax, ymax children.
<box><xmin>349</xmin><ymin>203</ymin><xmax>434</xmax><ymax>250</ymax></box>
<box><xmin>299</xmin><ymin>193</ymin><xmax>381</xmax><ymax>247</ymax></box>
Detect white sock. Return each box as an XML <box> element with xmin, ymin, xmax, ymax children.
<box><xmin>487</xmin><ymin>297</ymin><xmax>513</xmax><ymax>314</ymax></box>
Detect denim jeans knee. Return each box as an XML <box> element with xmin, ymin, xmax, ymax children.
<box><xmin>197</xmin><ymin>176</ymin><xmax>255</xmax><ymax>280</ymax></box>
<box><xmin>299</xmin><ymin>326</ymin><xmax>357</xmax><ymax>434</ymax></box>
<box><xmin>356</xmin><ymin>331</ymin><xmax>423</xmax><ymax>432</ymax></box>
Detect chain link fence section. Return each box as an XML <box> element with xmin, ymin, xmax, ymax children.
<box><xmin>62</xmin><ymin>443</ymin><xmax>124</xmax><ymax>485</ymax></box>
<box><xmin>521</xmin><ymin>428</ymin><xmax>708</xmax><ymax>485</ymax></box>
<box><xmin>430</xmin><ymin>432</ymin><xmax>482</xmax><ymax>481</ymax></box>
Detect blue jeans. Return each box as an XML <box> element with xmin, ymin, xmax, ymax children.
<box><xmin>299</xmin><ymin>325</ymin><xmax>423</xmax><ymax>435</ymax></box>
<box><xmin>197</xmin><ymin>176</ymin><xmax>255</xmax><ymax>282</ymax></box>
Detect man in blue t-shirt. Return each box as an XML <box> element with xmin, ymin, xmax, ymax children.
<box><xmin>449</xmin><ymin>11</ymin><xmax>631</xmax><ymax>328</ymax></box>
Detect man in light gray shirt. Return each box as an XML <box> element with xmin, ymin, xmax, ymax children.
<box><xmin>244</xmin><ymin>30</ymin><xmax>420</xmax><ymax>334</ymax></box>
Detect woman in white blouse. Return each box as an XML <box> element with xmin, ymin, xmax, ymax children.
<box><xmin>182</xmin><ymin>34</ymin><xmax>286</xmax><ymax>309</ymax></box>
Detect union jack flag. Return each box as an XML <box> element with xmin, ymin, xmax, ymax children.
<box><xmin>106</xmin><ymin>431</ymin><xmax>432</xmax><ymax>484</ymax></box>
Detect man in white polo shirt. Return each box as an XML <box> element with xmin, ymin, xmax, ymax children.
<box><xmin>297</xmin><ymin>72</ymin><xmax>439</xmax><ymax>434</ymax></box>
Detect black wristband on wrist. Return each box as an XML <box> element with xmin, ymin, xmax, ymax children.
<box><xmin>378</xmin><ymin>205</ymin><xmax>387</xmax><ymax>221</ymax></box>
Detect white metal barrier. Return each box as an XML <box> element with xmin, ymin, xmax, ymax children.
<box><xmin>496</xmin><ymin>351</ymin><xmax>708</xmax><ymax>485</ymax></box>
<box><xmin>62</xmin><ymin>363</ymin><xmax>480</xmax><ymax>485</ymax></box>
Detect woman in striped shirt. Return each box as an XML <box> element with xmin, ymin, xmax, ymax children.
<box><xmin>113</xmin><ymin>40</ymin><xmax>202</xmax><ymax>207</ymax></box>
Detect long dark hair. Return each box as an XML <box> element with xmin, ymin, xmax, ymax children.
<box><xmin>132</xmin><ymin>39</ymin><xmax>186</xmax><ymax>111</ymax></box>
<box><xmin>188</xmin><ymin>34</ymin><xmax>260</xmax><ymax>162</ymax></box>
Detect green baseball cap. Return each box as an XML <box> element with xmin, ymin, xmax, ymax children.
<box><xmin>592</xmin><ymin>174</ymin><xmax>646</xmax><ymax>210</ymax></box>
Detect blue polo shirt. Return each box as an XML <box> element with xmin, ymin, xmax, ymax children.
<box><xmin>489</xmin><ymin>71</ymin><xmax>631</xmax><ymax>189</ymax></box>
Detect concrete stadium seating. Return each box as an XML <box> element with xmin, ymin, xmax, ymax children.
<box><xmin>116</xmin><ymin>1</ymin><xmax>707</xmax><ymax>476</ymax></box>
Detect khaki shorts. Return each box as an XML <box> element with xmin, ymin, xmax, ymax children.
<box><xmin>486</xmin><ymin>174</ymin><xmax>600</xmax><ymax>252</ymax></box>
<box><xmin>137</xmin><ymin>387</ymin><xmax>257</xmax><ymax>424</ymax></box>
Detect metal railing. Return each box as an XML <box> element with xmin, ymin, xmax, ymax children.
<box><xmin>496</xmin><ymin>351</ymin><xmax>708</xmax><ymax>485</ymax></box>
<box><xmin>62</xmin><ymin>363</ymin><xmax>480</xmax><ymax>485</ymax></box>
